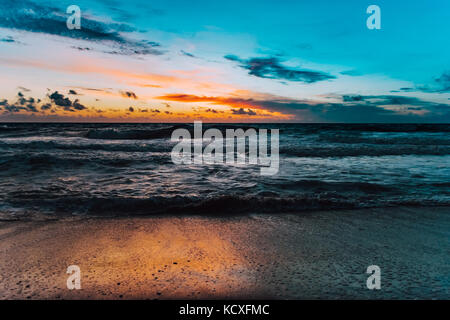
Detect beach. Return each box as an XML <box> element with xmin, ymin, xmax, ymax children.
<box><xmin>0</xmin><ymin>206</ymin><xmax>449</xmax><ymax>300</ymax></box>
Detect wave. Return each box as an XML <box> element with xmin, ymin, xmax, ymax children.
<box><xmin>3</xmin><ymin>193</ymin><xmax>449</xmax><ymax>217</ymax></box>
<box><xmin>263</xmin><ymin>180</ymin><xmax>396</xmax><ymax>193</ymax></box>
<box><xmin>0</xmin><ymin>140</ymin><xmax>172</xmax><ymax>153</ymax></box>
<box><xmin>85</xmin><ymin>126</ymin><xmax>180</xmax><ymax>140</ymax></box>
<box><xmin>291</xmin><ymin>123</ymin><xmax>450</xmax><ymax>133</ymax></box>
<box><xmin>280</xmin><ymin>145</ymin><xmax>450</xmax><ymax>157</ymax></box>
<box><xmin>0</xmin><ymin>152</ymin><xmax>171</xmax><ymax>171</ymax></box>
<box><xmin>0</xmin><ymin>194</ymin><xmax>367</xmax><ymax>216</ymax></box>
<box><xmin>2</xmin><ymin>140</ymin><xmax>449</xmax><ymax>158</ymax></box>
<box><xmin>318</xmin><ymin>134</ymin><xmax>450</xmax><ymax>146</ymax></box>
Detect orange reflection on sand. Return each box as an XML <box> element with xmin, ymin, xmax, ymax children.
<box><xmin>63</xmin><ymin>217</ymin><xmax>253</xmax><ymax>299</ymax></box>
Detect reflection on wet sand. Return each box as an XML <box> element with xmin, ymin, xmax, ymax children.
<box><xmin>0</xmin><ymin>216</ymin><xmax>270</xmax><ymax>299</ymax></box>
<box><xmin>1</xmin><ymin>206</ymin><xmax>449</xmax><ymax>299</ymax></box>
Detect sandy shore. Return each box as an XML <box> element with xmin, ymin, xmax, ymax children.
<box><xmin>0</xmin><ymin>206</ymin><xmax>449</xmax><ymax>299</ymax></box>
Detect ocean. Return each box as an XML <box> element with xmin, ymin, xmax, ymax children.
<box><xmin>0</xmin><ymin>123</ymin><xmax>449</xmax><ymax>218</ymax></box>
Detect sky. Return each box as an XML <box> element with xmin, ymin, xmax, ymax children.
<box><xmin>0</xmin><ymin>0</ymin><xmax>449</xmax><ymax>122</ymax></box>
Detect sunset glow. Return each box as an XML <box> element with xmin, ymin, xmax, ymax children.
<box><xmin>0</xmin><ymin>0</ymin><xmax>449</xmax><ymax>122</ymax></box>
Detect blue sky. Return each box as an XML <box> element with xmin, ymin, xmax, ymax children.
<box><xmin>0</xmin><ymin>0</ymin><xmax>449</xmax><ymax>122</ymax></box>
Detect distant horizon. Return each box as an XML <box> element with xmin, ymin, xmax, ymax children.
<box><xmin>2</xmin><ymin>121</ymin><xmax>450</xmax><ymax>125</ymax></box>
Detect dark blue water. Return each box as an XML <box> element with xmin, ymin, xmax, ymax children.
<box><xmin>0</xmin><ymin>123</ymin><xmax>449</xmax><ymax>218</ymax></box>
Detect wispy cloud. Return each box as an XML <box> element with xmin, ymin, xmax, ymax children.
<box><xmin>0</xmin><ymin>0</ymin><xmax>163</xmax><ymax>56</ymax></box>
<box><xmin>418</xmin><ymin>71</ymin><xmax>450</xmax><ymax>93</ymax></box>
<box><xmin>224</xmin><ymin>55</ymin><xmax>335</xmax><ymax>83</ymax></box>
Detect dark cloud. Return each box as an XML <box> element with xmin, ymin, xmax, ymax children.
<box><xmin>48</xmin><ymin>91</ymin><xmax>86</xmax><ymax>111</ymax></box>
<box><xmin>343</xmin><ymin>95</ymin><xmax>363</xmax><ymax>102</ymax></box>
<box><xmin>397</xmin><ymin>71</ymin><xmax>450</xmax><ymax>94</ymax></box>
<box><xmin>434</xmin><ymin>72</ymin><xmax>450</xmax><ymax>91</ymax></box>
<box><xmin>140</xmin><ymin>40</ymin><xmax>161</xmax><ymax>47</ymax></box>
<box><xmin>4</xmin><ymin>104</ymin><xmax>25</xmax><ymax>113</ymax></box>
<box><xmin>40</xmin><ymin>103</ymin><xmax>52</xmax><ymax>110</ymax></box>
<box><xmin>1</xmin><ymin>89</ymin><xmax>93</xmax><ymax>118</ymax></box>
<box><xmin>0</xmin><ymin>93</ymin><xmax>40</xmax><ymax>113</ymax></box>
<box><xmin>71</xmin><ymin>46</ymin><xmax>92</xmax><ymax>51</ymax></box>
<box><xmin>0</xmin><ymin>36</ymin><xmax>15</xmax><ymax>43</ymax></box>
<box><xmin>180</xmin><ymin>50</ymin><xmax>196</xmax><ymax>58</ymax></box>
<box><xmin>231</xmin><ymin>108</ymin><xmax>257</xmax><ymax>116</ymax></box>
<box><xmin>397</xmin><ymin>87</ymin><xmax>415</xmax><ymax>92</ymax></box>
<box><xmin>224</xmin><ymin>55</ymin><xmax>335</xmax><ymax>83</ymax></box>
<box><xmin>157</xmin><ymin>92</ymin><xmax>449</xmax><ymax>123</ymax></box>
<box><xmin>72</xmin><ymin>99</ymin><xmax>86</xmax><ymax>111</ymax></box>
<box><xmin>120</xmin><ymin>91</ymin><xmax>138</xmax><ymax>99</ymax></box>
<box><xmin>347</xmin><ymin>95</ymin><xmax>439</xmax><ymax>107</ymax></box>
<box><xmin>0</xmin><ymin>0</ymin><xmax>163</xmax><ymax>56</ymax></box>
<box><xmin>49</xmin><ymin>91</ymin><xmax>72</xmax><ymax>107</ymax></box>
<box><xmin>418</xmin><ymin>71</ymin><xmax>450</xmax><ymax>93</ymax></box>
<box><xmin>25</xmin><ymin>104</ymin><xmax>38</xmax><ymax>112</ymax></box>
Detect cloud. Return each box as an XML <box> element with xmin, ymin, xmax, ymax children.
<box><xmin>231</xmin><ymin>108</ymin><xmax>257</xmax><ymax>116</ymax></box>
<box><xmin>120</xmin><ymin>91</ymin><xmax>138</xmax><ymax>99</ymax></box>
<box><xmin>434</xmin><ymin>72</ymin><xmax>450</xmax><ymax>92</ymax></box>
<box><xmin>48</xmin><ymin>91</ymin><xmax>86</xmax><ymax>111</ymax></box>
<box><xmin>224</xmin><ymin>55</ymin><xmax>335</xmax><ymax>83</ymax></box>
<box><xmin>72</xmin><ymin>99</ymin><xmax>86</xmax><ymax>111</ymax></box>
<box><xmin>71</xmin><ymin>46</ymin><xmax>92</xmax><ymax>51</ymax></box>
<box><xmin>180</xmin><ymin>50</ymin><xmax>196</xmax><ymax>58</ymax></box>
<box><xmin>156</xmin><ymin>92</ymin><xmax>450</xmax><ymax>122</ymax></box>
<box><xmin>0</xmin><ymin>92</ymin><xmax>42</xmax><ymax>113</ymax></box>
<box><xmin>342</xmin><ymin>95</ymin><xmax>363</xmax><ymax>102</ymax></box>
<box><xmin>418</xmin><ymin>71</ymin><xmax>450</xmax><ymax>93</ymax></box>
<box><xmin>18</xmin><ymin>86</ymin><xmax>31</xmax><ymax>92</ymax></box>
<box><xmin>40</xmin><ymin>103</ymin><xmax>52</xmax><ymax>110</ymax></box>
<box><xmin>344</xmin><ymin>94</ymin><xmax>443</xmax><ymax>108</ymax></box>
<box><xmin>49</xmin><ymin>91</ymin><xmax>72</xmax><ymax>107</ymax></box>
<box><xmin>392</xmin><ymin>87</ymin><xmax>415</xmax><ymax>93</ymax></box>
<box><xmin>396</xmin><ymin>71</ymin><xmax>450</xmax><ymax>94</ymax></box>
<box><xmin>0</xmin><ymin>0</ymin><xmax>163</xmax><ymax>56</ymax></box>
<box><xmin>1</xmin><ymin>36</ymin><xmax>15</xmax><ymax>43</ymax></box>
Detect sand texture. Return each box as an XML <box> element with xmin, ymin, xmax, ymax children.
<box><xmin>0</xmin><ymin>206</ymin><xmax>449</xmax><ymax>299</ymax></box>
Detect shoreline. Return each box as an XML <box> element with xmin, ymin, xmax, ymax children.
<box><xmin>0</xmin><ymin>206</ymin><xmax>449</xmax><ymax>299</ymax></box>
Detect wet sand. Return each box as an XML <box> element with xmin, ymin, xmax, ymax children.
<box><xmin>0</xmin><ymin>206</ymin><xmax>449</xmax><ymax>299</ymax></box>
